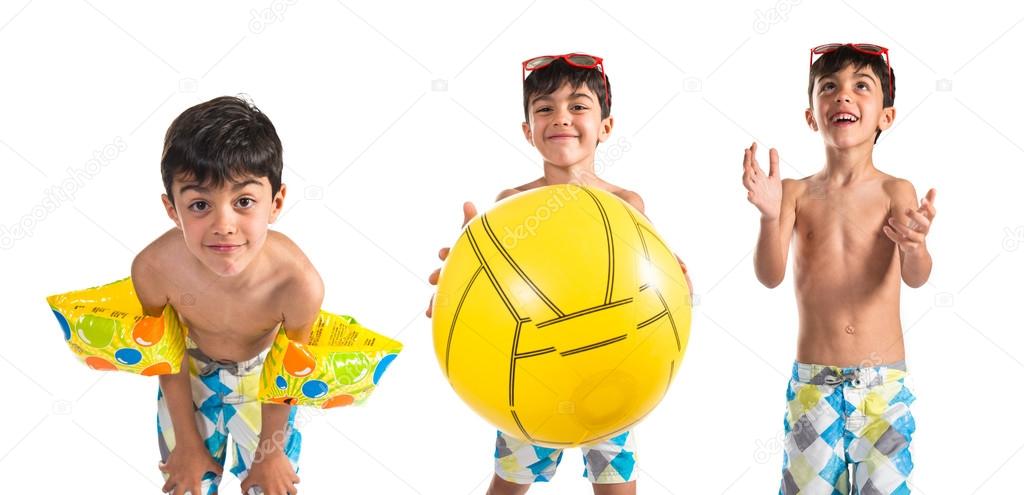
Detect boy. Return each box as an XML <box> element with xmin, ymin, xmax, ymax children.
<box><xmin>132</xmin><ymin>96</ymin><xmax>324</xmax><ymax>495</ymax></box>
<box><xmin>742</xmin><ymin>44</ymin><xmax>937</xmax><ymax>494</ymax></box>
<box><xmin>427</xmin><ymin>54</ymin><xmax>692</xmax><ymax>495</ymax></box>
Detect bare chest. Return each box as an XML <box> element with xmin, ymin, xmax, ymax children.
<box><xmin>794</xmin><ymin>188</ymin><xmax>892</xmax><ymax>261</ymax></box>
<box><xmin>167</xmin><ymin>280</ymin><xmax>283</xmax><ymax>348</ymax></box>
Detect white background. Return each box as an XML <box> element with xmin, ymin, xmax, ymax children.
<box><xmin>1</xmin><ymin>0</ymin><xmax>1022</xmax><ymax>493</ymax></box>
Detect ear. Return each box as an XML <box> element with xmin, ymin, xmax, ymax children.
<box><xmin>268</xmin><ymin>184</ymin><xmax>287</xmax><ymax>224</ymax></box>
<box><xmin>597</xmin><ymin>115</ymin><xmax>614</xmax><ymax>143</ymax></box>
<box><xmin>877</xmin><ymin>106</ymin><xmax>896</xmax><ymax>131</ymax></box>
<box><xmin>161</xmin><ymin>194</ymin><xmax>182</xmax><ymax>229</ymax></box>
<box><xmin>521</xmin><ymin>121</ymin><xmax>534</xmax><ymax>146</ymax></box>
<box><xmin>805</xmin><ymin>108</ymin><xmax>818</xmax><ymax>132</ymax></box>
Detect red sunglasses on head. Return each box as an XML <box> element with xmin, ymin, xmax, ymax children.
<box><xmin>810</xmin><ymin>43</ymin><xmax>893</xmax><ymax>100</ymax></box>
<box><xmin>522</xmin><ymin>53</ymin><xmax>610</xmax><ymax>108</ymax></box>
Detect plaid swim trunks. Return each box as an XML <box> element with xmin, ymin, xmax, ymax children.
<box><xmin>494</xmin><ymin>429</ymin><xmax>637</xmax><ymax>484</ymax></box>
<box><xmin>779</xmin><ymin>361</ymin><xmax>916</xmax><ymax>495</ymax></box>
<box><xmin>157</xmin><ymin>339</ymin><xmax>301</xmax><ymax>495</ymax></box>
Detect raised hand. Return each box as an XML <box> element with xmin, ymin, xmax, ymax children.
<box><xmin>742</xmin><ymin>142</ymin><xmax>783</xmax><ymax>220</ymax></box>
<box><xmin>426</xmin><ymin>202</ymin><xmax>478</xmax><ymax>317</ymax></box>
<box><xmin>884</xmin><ymin>188</ymin><xmax>937</xmax><ymax>254</ymax></box>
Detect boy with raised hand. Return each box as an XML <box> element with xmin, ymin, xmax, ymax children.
<box><xmin>742</xmin><ymin>44</ymin><xmax>936</xmax><ymax>494</ymax></box>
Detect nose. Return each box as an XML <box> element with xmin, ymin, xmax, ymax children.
<box><xmin>834</xmin><ymin>91</ymin><xmax>851</xmax><ymax>103</ymax></box>
<box><xmin>552</xmin><ymin>107</ymin><xmax>572</xmax><ymax>126</ymax></box>
<box><xmin>212</xmin><ymin>207</ymin><xmax>237</xmax><ymax>236</ymax></box>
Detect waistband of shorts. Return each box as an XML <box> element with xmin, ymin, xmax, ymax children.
<box><xmin>186</xmin><ymin>336</ymin><xmax>269</xmax><ymax>376</ymax></box>
<box><xmin>791</xmin><ymin>360</ymin><xmax>908</xmax><ymax>387</ymax></box>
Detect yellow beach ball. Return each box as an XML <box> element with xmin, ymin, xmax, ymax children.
<box><xmin>432</xmin><ymin>184</ymin><xmax>691</xmax><ymax>447</ymax></box>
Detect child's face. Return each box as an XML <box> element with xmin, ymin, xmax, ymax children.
<box><xmin>161</xmin><ymin>175</ymin><xmax>285</xmax><ymax>277</ymax></box>
<box><xmin>522</xmin><ymin>82</ymin><xmax>613</xmax><ymax>169</ymax></box>
<box><xmin>806</xmin><ymin>63</ymin><xmax>895</xmax><ymax>148</ymax></box>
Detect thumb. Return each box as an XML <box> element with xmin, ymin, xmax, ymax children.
<box><xmin>462</xmin><ymin>202</ymin><xmax>478</xmax><ymax>227</ymax></box>
<box><xmin>209</xmin><ymin>458</ymin><xmax>223</xmax><ymax>475</ymax></box>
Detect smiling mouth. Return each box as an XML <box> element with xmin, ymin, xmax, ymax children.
<box><xmin>830</xmin><ymin>112</ymin><xmax>860</xmax><ymax>125</ymax></box>
<box><xmin>548</xmin><ymin>134</ymin><xmax>579</xmax><ymax>139</ymax></box>
<box><xmin>206</xmin><ymin>243</ymin><xmax>244</xmax><ymax>252</ymax></box>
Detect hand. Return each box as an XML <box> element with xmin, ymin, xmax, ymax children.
<box><xmin>240</xmin><ymin>450</ymin><xmax>300</xmax><ymax>495</ymax></box>
<box><xmin>742</xmin><ymin>142</ymin><xmax>782</xmax><ymax>220</ymax></box>
<box><xmin>675</xmin><ymin>254</ymin><xmax>694</xmax><ymax>304</ymax></box>
<box><xmin>426</xmin><ymin>202</ymin><xmax>478</xmax><ymax>317</ymax></box>
<box><xmin>159</xmin><ymin>442</ymin><xmax>223</xmax><ymax>495</ymax></box>
<box><xmin>883</xmin><ymin>188</ymin><xmax>936</xmax><ymax>254</ymax></box>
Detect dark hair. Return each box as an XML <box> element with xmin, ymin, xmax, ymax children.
<box><xmin>808</xmin><ymin>45</ymin><xmax>895</xmax><ymax>143</ymax></box>
<box><xmin>161</xmin><ymin>96</ymin><xmax>283</xmax><ymax>203</ymax></box>
<box><xmin>523</xmin><ymin>58</ymin><xmax>612</xmax><ymax>121</ymax></box>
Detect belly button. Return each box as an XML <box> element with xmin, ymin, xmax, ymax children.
<box><xmin>845</xmin><ymin>325</ymin><xmax>855</xmax><ymax>334</ymax></box>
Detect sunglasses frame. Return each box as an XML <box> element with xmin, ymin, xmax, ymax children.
<box><xmin>522</xmin><ymin>53</ymin><xmax>610</xmax><ymax>109</ymax></box>
<box><xmin>809</xmin><ymin>43</ymin><xmax>893</xmax><ymax>101</ymax></box>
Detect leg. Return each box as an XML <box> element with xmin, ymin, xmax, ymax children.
<box><xmin>779</xmin><ymin>376</ymin><xmax>851</xmax><ymax>495</ymax></box>
<box><xmin>493</xmin><ymin>430</ymin><xmax>563</xmax><ymax>487</ymax></box>
<box><xmin>847</xmin><ymin>376</ymin><xmax>915</xmax><ymax>495</ymax></box>
<box><xmin>157</xmin><ymin>384</ymin><xmax>227</xmax><ymax>495</ymax></box>
<box><xmin>222</xmin><ymin>362</ymin><xmax>302</xmax><ymax>484</ymax></box>
<box><xmin>486</xmin><ymin>473</ymin><xmax>531</xmax><ymax>495</ymax></box>
<box><xmin>592</xmin><ymin>480</ymin><xmax>636</xmax><ymax>495</ymax></box>
<box><xmin>581</xmin><ymin>431</ymin><xmax>638</xmax><ymax>488</ymax></box>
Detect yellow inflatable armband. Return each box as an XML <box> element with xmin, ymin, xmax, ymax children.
<box><xmin>259</xmin><ymin>312</ymin><xmax>402</xmax><ymax>408</ymax></box>
<box><xmin>47</xmin><ymin>277</ymin><xmax>186</xmax><ymax>375</ymax></box>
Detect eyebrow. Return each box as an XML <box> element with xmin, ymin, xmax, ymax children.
<box><xmin>852</xmin><ymin>71</ymin><xmax>878</xmax><ymax>82</ymax></box>
<box><xmin>531</xmin><ymin>93</ymin><xmax>595</xmax><ymax>106</ymax></box>
<box><xmin>818</xmin><ymin>71</ymin><xmax>878</xmax><ymax>84</ymax></box>
<box><xmin>178</xmin><ymin>178</ymin><xmax>262</xmax><ymax>196</ymax></box>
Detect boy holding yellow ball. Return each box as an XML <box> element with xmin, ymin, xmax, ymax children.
<box><xmin>428</xmin><ymin>53</ymin><xmax>692</xmax><ymax>495</ymax></box>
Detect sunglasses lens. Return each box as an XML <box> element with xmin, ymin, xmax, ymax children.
<box><xmin>525</xmin><ymin>56</ymin><xmax>556</xmax><ymax>71</ymax></box>
<box><xmin>854</xmin><ymin>44</ymin><xmax>884</xmax><ymax>54</ymax></box>
<box><xmin>566</xmin><ymin>55</ymin><xmax>598</xmax><ymax>66</ymax></box>
<box><xmin>812</xmin><ymin>43</ymin><xmax>843</xmax><ymax>55</ymax></box>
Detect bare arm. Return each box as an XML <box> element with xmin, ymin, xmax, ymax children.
<box><xmin>743</xmin><ymin>143</ymin><xmax>797</xmax><ymax>288</ymax></box>
<box><xmin>884</xmin><ymin>183</ymin><xmax>936</xmax><ymax>288</ymax></box>
<box><xmin>241</xmin><ymin>271</ymin><xmax>323</xmax><ymax>495</ymax></box>
<box><xmin>133</xmin><ymin>251</ymin><xmax>221</xmax><ymax>495</ymax></box>
<box><xmin>263</xmin><ymin>272</ymin><xmax>324</xmax><ymax>444</ymax></box>
<box><xmin>131</xmin><ymin>254</ymin><xmax>202</xmax><ymax>448</ymax></box>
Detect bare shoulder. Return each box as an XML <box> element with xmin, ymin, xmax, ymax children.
<box><xmin>612</xmin><ymin>188</ymin><xmax>645</xmax><ymax>214</ymax></box>
<box><xmin>881</xmin><ymin>175</ymin><xmax>916</xmax><ymax>199</ymax></box>
<box><xmin>266</xmin><ymin>231</ymin><xmax>323</xmax><ymax>293</ymax></box>
<box><xmin>266</xmin><ymin>232</ymin><xmax>324</xmax><ymax>337</ymax></box>
<box><xmin>782</xmin><ymin>177</ymin><xmax>808</xmax><ymax>198</ymax></box>
<box><xmin>131</xmin><ymin>229</ymin><xmax>181</xmax><ymax>315</ymax></box>
<box><xmin>496</xmin><ymin>178</ymin><xmax>546</xmax><ymax>201</ymax></box>
<box><xmin>496</xmin><ymin>188</ymin><xmax>523</xmax><ymax>201</ymax></box>
<box><xmin>266</xmin><ymin>231</ymin><xmax>324</xmax><ymax>331</ymax></box>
